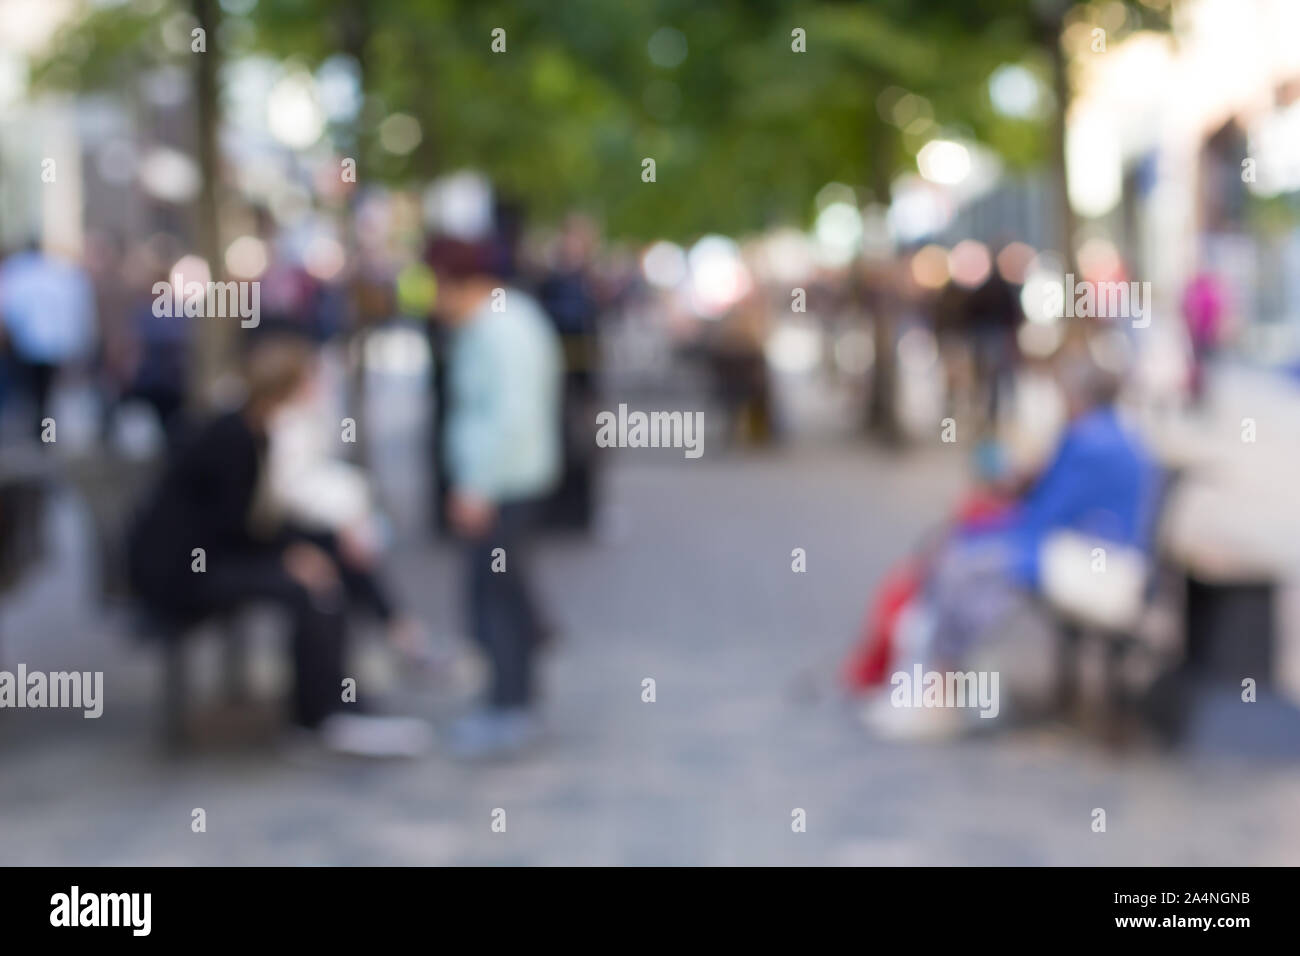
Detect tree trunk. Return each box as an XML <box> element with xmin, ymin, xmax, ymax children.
<box><xmin>865</xmin><ymin>111</ymin><xmax>902</xmax><ymax>445</ymax></box>
<box><xmin>189</xmin><ymin>0</ymin><xmax>229</xmax><ymax>410</ymax></box>
<box><xmin>338</xmin><ymin>0</ymin><xmax>375</xmax><ymax>466</ymax></box>
<box><xmin>865</xmin><ymin>279</ymin><xmax>903</xmax><ymax>446</ymax></box>
<box><xmin>1043</xmin><ymin>9</ymin><xmax>1077</xmax><ymax>274</ymax></box>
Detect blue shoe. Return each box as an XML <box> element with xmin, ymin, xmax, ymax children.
<box><xmin>447</xmin><ymin>708</ymin><xmax>539</xmax><ymax>760</ymax></box>
<box><xmin>495</xmin><ymin>708</ymin><xmax>541</xmax><ymax>750</ymax></box>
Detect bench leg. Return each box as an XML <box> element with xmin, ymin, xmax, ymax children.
<box><xmin>162</xmin><ymin>640</ymin><xmax>188</xmax><ymax>751</ymax></box>
<box><xmin>222</xmin><ymin>623</ymin><xmax>249</xmax><ymax>704</ymax></box>
<box><xmin>1056</xmin><ymin>622</ymin><xmax>1083</xmax><ymax>717</ymax></box>
<box><xmin>1103</xmin><ymin>636</ymin><xmax>1135</xmax><ymax>745</ymax></box>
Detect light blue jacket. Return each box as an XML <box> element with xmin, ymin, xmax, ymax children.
<box><xmin>0</xmin><ymin>252</ymin><xmax>96</xmax><ymax>363</ymax></box>
<box><xmin>445</xmin><ymin>288</ymin><xmax>562</xmax><ymax>502</ymax></box>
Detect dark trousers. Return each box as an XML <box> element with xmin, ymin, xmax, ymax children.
<box><xmin>164</xmin><ymin>534</ymin><xmax>393</xmax><ymax>729</ymax></box>
<box><xmin>464</xmin><ymin>500</ymin><xmax>545</xmax><ymax>709</ymax></box>
<box><xmin>12</xmin><ymin>359</ymin><xmax>57</xmax><ymax>441</ymax></box>
<box><xmin>187</xmin><ymin>555</ymin><xmax>344</xmax><ymax>729</ymax></box>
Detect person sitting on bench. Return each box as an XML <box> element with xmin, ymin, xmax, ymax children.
<box><xmin>926</xmin><ymin>347</ymin><xmax>1160</xmax><ymax>668</ymax></box>
<box><xmin>127</xmin><ymin>335</ymin><xmax>430</xmax><ymax>757</ymax></box>
<box><xmin>862</xmin><ymin>343</ymin><xmax>1159</xmax><ymax>739</ymax></box>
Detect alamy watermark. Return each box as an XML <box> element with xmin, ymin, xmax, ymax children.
<box><xmin>152</xmin><ymin>272</ymin><xmax>260</xmax><ymax>328</ymax></box>
<box><xmin>50</xmin><ymin>886</ymin><xmax>150</xmax><ymax>936</ymax></box>
<box><xmin>889</xmin><ymin>664</ymin><xmax>999</xmax><ymax>719</ymax></box>
<box><xmin>0</xmin><ymin>664</ymin><xmax>103</xmax><ymax>718</ymax></box>
<box><xmin>595</xmin><ymin>403</ymin><xmax>703</xmax><ymax>459</ymax></box>
<box><xmin>1046</xmin><ymin>273</ymin><xmax>1151</xmax><ymax>328</ymax></box>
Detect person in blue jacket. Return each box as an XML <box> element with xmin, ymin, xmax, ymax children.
<box><xmin>926</xmin><ymin>348</ymin><xmax>1160</xmax><ymax>666</ymax></box>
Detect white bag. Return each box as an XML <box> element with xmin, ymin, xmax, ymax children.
<box><xmin>268</xmin><ymin>404</ymin><xmax>373</xmax><ymax>533</ymax></box>
<box><xmin>1040</xmin><ymin>531</ymin><xmax>1148</xmax><ymax>632</ymax></box>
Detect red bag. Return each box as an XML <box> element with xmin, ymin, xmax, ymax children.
<box><xmin>843</xmin><ymin>489</ymin><xmax>1017</xmax><ymax>693</ymax></box>
<box><xmin>843</xmin><ymin>557</ymin><xmax>924</xmax><ymax>692</ymax></box>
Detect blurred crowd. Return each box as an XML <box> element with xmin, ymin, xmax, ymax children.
<box><xmin>0</xmin><ymin>209</ymin><xmax>625</xmax><ymax>758</ymax></box>
<box><xmin>0</xmin><ymin>188</ymin><xmax>1291</xmax><ymax>760</ymax></box>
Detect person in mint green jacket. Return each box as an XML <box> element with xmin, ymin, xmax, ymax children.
<box><xmin>428</xmin><ymin>237</ymin><xmax>562</xmax><ymax>759</ymax></box>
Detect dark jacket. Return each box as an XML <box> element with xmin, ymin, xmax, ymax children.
<box><xmin>128</xmin><ymin>410</ymin><xmax>281</xmax><ymax>608</ymax></box>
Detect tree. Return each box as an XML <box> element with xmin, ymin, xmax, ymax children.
<box><xmin>31</xmin><ymin>0</ymin><xmax>235</xmax><ymax>404</ymax></box>
<box><xmin>31</xmin><ymin>0</ymin><xmax>1168</xmax><ymax>427</ymax></box>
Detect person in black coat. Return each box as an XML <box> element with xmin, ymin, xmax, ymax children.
<box><xmin>128</xmin><ymin>336</ymin><xmax>428</xmax><ymax>755</ymax></box>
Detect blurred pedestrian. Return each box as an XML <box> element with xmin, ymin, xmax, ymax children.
<box><xmin>117</xmin><ymin>262</ymin><xmax>192</xmax><ymax>440</ymax></box>
<box><xmin>427</xmin><ymin>236</ymin><xmax>563</xmax><ymax>759</ymax></box>
<box><xmin>963</xmin><ymin>262</ymin><xmax>1022</xmax><ymax>429</ymax></box>
<box><xmin>1181</xmin><ymin>269</ymin><xmax>1226</xmax><ymax>405</ymax></box>
<box><xmin>537</xmin><ymin>214</ymin><xmax>603</xmax><ymax>528</ymax></box>
<box><xmin>83</xmin><ymin>231</ymin><xmax>135</xmax><ymax>430</ymax></box>
<box><xmin>0</xmin><ymin>240</ymin><xmax>97</xmax><ymax>441</ymax></box>
<box><xmin>708</xmin><ymin>291</ymin><xmax>772</xmax><ymax>446</ymax></box>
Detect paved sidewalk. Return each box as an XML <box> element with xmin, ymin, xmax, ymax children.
<box><xmin>2</xmin><ymin>351</ymin><xmax>1300</xmax><ymax>868</ymax></box>
<box><xmin>3</xmin><ymin>435</ymin><xmax>1299</xmax><ymax>865</ymax></box>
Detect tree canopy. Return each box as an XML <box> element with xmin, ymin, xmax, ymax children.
<box><xmin>32</xmin><ymin>0</ymin><xmax>1167</xmax><ymax>241</ymax></box>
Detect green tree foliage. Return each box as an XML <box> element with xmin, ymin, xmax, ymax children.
<box><xmin>31</xmin><ymin>0</ymin><xmax>1167</xmax><ymax>240</ymax></box>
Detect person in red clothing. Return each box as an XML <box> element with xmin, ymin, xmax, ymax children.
<box><xmin>1181</xmin><ymin>270</ymin><xmax>1226</xmax><ymax>404</ymax></box>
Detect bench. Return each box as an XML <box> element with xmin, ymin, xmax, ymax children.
<box><xmin>1048</xmin><ymin>454</ymin><xmax>1300</xmax><ymax>750</ymax></box>
<box><xmin>1048</xmin><ymin>549</ymin><xmax>1182</xmax><ymax>743</ymax></box>
<box><xmin>1044</xmin><ymin>470</ymin><xmax>1182</xmax><ymax>743</ymax></box>
<box><xmin>65</xmin><ymin>452</ymin><xmax>254</xmax><ymax>750</ymax></box>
